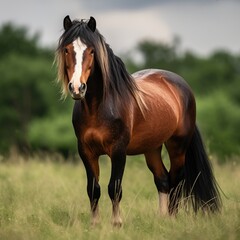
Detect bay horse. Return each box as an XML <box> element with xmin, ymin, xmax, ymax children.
<box><xmin>56</xmin><ymin>16</ymin><xmax>221</xmax><ymax>226</ymax></box>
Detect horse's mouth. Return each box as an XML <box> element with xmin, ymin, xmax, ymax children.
<box><xmin>71</xmin><ymin>93</ymin><xmax>86</xmax><ymax>100</ymax></box>
<box><xmin>70</xmin><ymin>84</ymin><xmax>87</xmax><ymax>100</ymax></box>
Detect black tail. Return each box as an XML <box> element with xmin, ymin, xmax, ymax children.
<box><xmin>184</xmin><ymin>126</ymin><xmax>222</xmax><ymax>213</ymax></box>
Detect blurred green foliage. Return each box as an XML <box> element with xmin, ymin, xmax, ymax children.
<box><xmin>0</xmin><ymin>23</ymin><xmax>75</xmax><ymax>155</ymax></box>
<box><xmin>29</xmin><ymin>115</ymin><xmax>75</xmax><ymax>155</ymax></box>
<box><xmin>0</xmin><ymin>23</ymin><xmax>239</xmax><ymax>162</ymax></box>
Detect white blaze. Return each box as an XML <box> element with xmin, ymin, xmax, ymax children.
<box><xmin>71</xmin><ymin>38</ymin><xmax>87</xmax><ymax>94</ymax></box>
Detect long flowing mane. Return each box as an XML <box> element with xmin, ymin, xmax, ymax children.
<box><xmin>56</xmin><ymin>18</ymin><xmax>145</xmax><ymax>113</ymax></box>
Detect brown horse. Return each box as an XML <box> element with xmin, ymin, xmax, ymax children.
<box><xmin>56</xmin><ymin>16</ymin><xmax>221</xmax><ymax>226</ymax></box>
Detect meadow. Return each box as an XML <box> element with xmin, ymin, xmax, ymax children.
<box><xmin>0</xmin><ymin>153</ymin><xmax>239</xmax><ymax>240</ymax></box>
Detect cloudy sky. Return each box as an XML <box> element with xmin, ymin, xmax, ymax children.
<box><xmin>1</xmin><ymin>0</ymin><xmax>240</xmax><ymax>56</ymax></box>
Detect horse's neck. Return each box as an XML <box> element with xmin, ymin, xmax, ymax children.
<box><xmin>84</xmin><ymin>70</ymin><xmax>103</xmax><ymax>112</ymax></box>
<box><xmin>84</xmin><ymin>64</ymin><xmax>125</xmax><ymax>119</ymax></box>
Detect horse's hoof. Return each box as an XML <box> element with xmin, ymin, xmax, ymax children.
<box><xmin>111</xmin><ymin>217</ymin><xmax>122</xmax><ymax>228</ymax></box>
<box><xmin>112</xmin><ymin>221</ymin><xmax>122</xmax><ymax>228</ymax></box>
<box><xmin>91</xmin><ymin>217</ymin><xmax>100</xmax><ymax>227</ymax></box>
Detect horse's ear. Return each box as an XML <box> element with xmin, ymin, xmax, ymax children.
<box><xmin>63</xmin><ymin>15</ymin><xmax>72</xmax><ymax>31</ymax></box>
<box><xmin>87</xmin><ymin>16</ymin><xmax>96</xmax><ymax>32</ymax></box>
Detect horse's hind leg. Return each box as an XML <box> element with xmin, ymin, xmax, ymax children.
<box><xmin>144</xmin><ymin>146</ymin><xmax>170</xmax><ymax>216</ymax></box>
<box><xmin>165</xmin><ymin>136</ymin><xmax>188</xmax><ymax>214</ymax></box>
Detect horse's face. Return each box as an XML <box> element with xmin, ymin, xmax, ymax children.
<box><xmin>64</xmin><ymin>38</ymin><xmax>94</xmax><ymax>100</ymax></box>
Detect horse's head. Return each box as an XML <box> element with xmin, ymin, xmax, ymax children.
<box><xmin>57</xmin><ymin>16</ymin><xmax>97</xmax><ymax>100</ymax></box>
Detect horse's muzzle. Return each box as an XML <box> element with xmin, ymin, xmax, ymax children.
<box><xmin>68</xmin><ymin>82</ymin><xmax>87</xmax><ymax>100</ymax></box>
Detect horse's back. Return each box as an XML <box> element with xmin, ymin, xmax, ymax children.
<box><xmin>133</xmin><ymin>69</ymin><xmax>192</xmax><ymax>93</ymax></box>
<box><xmin>132</xmin><ymin>69</ymin><xmax>195</xmax><ymax>115</ymax></box>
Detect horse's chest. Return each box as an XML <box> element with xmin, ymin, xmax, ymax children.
<box><xmin>80</xmin><ymin>125</ymin><xmax>111</xmax><ymax>154</ymax></box>
<box><xmin>83</xmin><ymin>127</ymin><xmax>103</xmax><ymax>144</ymax></box>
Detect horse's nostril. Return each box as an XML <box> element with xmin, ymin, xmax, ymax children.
<box><xmin>68</xmin><ymin>82</ymin><xmax>73</xmax><ymax>92</ymax></box>
<box><xmin>79</xmin><ymin>83</ymin><xmax>86</xmax><ymax>92</ymax></box>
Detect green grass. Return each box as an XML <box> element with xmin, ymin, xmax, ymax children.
<box><xmin>0</xmin><ymin>154</ymin><xmax>239</xmax><ymax>240</ymax></box>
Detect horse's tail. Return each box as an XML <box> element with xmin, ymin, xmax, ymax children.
<box><xmin>184</xmin><ymin>126</ymin><xmax>222</xmax><ymax>213</ymax></box>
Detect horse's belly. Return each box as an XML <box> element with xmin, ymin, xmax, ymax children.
<box><xmin>126</xmin><ymin>111</ymin><xmax>178</xmax><ymax>155</ymax></box>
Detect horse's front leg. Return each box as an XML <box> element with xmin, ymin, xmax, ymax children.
<box><xmin>78</xmin><ymin>145</ymin><xmax>100</xmax><ymax>225</ymax></box>
<box><xmin>108</xmin><ymin>148</ymin><xmax>126</xmax><ymax>227</ymax></box>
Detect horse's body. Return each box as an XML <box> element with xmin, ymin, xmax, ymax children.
<box><xmin>75</xmin><ymin>69</ymin><xmax>193</xmax><ymax>155</ymax></box>
<box><xmin>127</xmin><ymin>69</ymin><xmax>194</xmax><ymax>155</ymax></box>
<box><xmin>56</xmin><ymin>16</ymin><xmax>221</xmax><ymax>226</ymax></box>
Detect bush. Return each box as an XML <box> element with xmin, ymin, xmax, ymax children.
<box><xmin>28</xmin><ymin>113</ymin><xmax>76</xmax><ymax>156</ymax></box>
<box><xmin>0</xmin><ymin>54</ymin><xmax>57</xmax><ymax>152</ymax></box>
<box><xmin>197</xmin><ymin>91</ymin><xmax>240</xmax><ymax>162</ymax></box>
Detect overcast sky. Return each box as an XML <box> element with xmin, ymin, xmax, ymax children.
<box><xmin>1</xmin><ymin>0</ymin><xmax>240</xmax><ymax>56</ymax></box>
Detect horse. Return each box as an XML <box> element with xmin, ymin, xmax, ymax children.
<box><xmin>56</xmin><ymin>15</ymin><xmax>221</xmax><ymax>226</ymax></box>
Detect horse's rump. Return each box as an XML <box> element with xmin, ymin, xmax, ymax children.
<box><xmin>126</xmin><ymin>69</ymin><xmax>195</xmax><ymax>154</ymax></box>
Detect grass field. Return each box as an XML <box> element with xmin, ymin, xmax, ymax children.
<box><xmin>0</xmin><ymin>153</ymin><xmax>239</xmax><ymax>240</ymax></box>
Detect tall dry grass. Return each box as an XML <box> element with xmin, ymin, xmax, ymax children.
<box><xmin>0</xmin><ymin>154</ymin><xmax>239</xmax><ymax>240</ymax></box>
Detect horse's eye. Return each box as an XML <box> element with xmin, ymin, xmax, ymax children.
<box><xmin>90</xmin><ymin>49</ymin><xmax>94</xmax><ymax>55</ymax></box>
<box><xmin>64</xmin><ymin>48</ymin><xmax>69</xmax><ymax>54</ymax></box>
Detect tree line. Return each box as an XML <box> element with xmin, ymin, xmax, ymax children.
<box><xmin>0</xmin><ymin>23</ymin><xmax>239</xmax><ymax>162</ymax></box>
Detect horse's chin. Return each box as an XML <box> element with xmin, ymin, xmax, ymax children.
<box><xmin>71</xmin><ymin>93</ymin><xmax>86</xmax><ymax>101</ymax></box>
